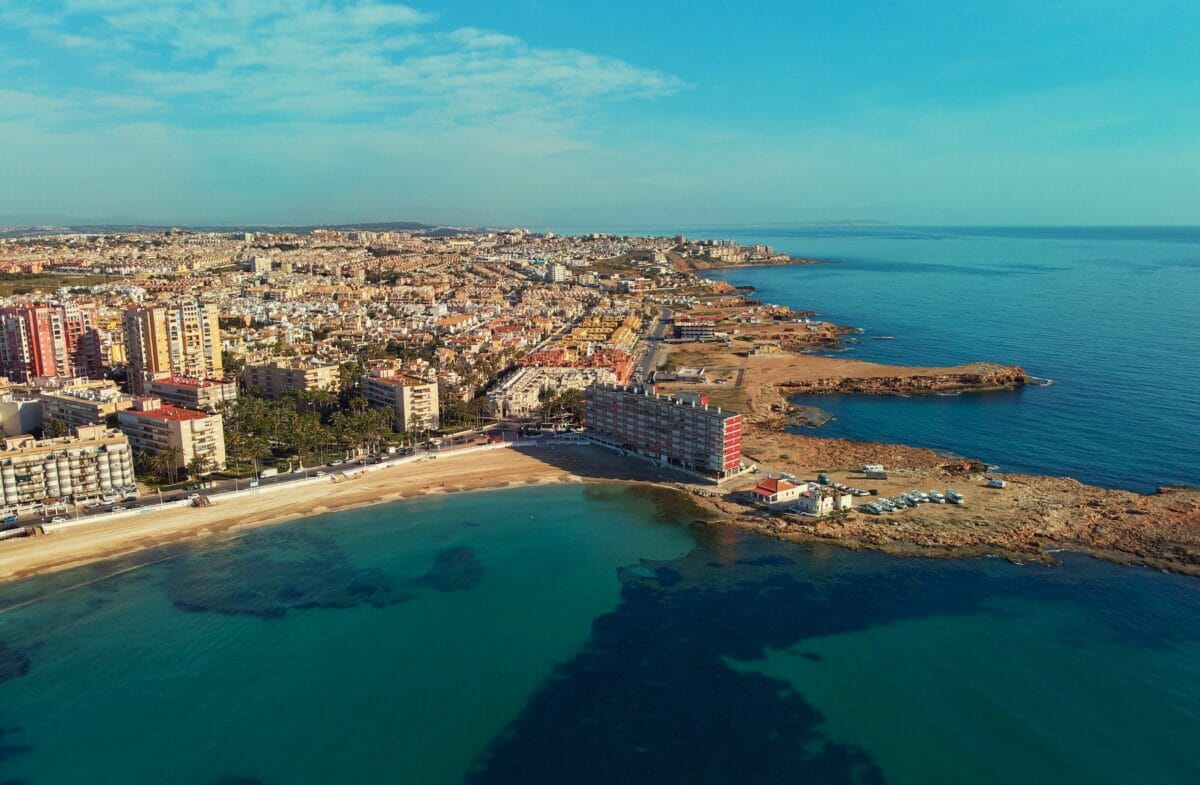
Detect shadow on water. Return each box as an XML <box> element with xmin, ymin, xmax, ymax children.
<box><xmin>465</xmin><ymin>532</ymin><xmax>1200</xmax><ymax>785</ymax></box>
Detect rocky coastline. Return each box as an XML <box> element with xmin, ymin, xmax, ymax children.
<box><xmin>778</xmin><ymin>363</ymin><xmax>1029</xmax><ymax>395</ymax></box>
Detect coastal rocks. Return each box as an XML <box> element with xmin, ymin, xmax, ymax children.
<box><xmin>417</xmin><ymin>547</ymin><xmax>484</xmax><ymax>592</ymax></box>
<box><xmin>779</xmin><ymin>364</ymin><xmax>1028</xmax><ymax>395</ymax></box>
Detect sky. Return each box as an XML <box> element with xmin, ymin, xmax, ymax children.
<box><xmin>1</xmin><ymin>0</ymin><xmax>1198</xmax><ymax>228</ymax></box>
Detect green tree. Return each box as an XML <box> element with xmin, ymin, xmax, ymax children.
<box><xmin>159</xmin><ymin>445</ymin><xmax>184</xmax><ymax>484</ymax></box>
<box><xmin>186</xmin><ymin>453</ymin><xmax>212</xmax><ymax>479</ymax></box>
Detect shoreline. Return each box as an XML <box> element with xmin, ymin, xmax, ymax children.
<box><xmin>0</xmin><ymin>447</ymin><xmax>639</xmax><ymax>587</ymax></box>
<box><xmin>0</xmin><ymin>444</ymin><xmax>750</xmax><ymax>589</ymax></box>
<box><xmin>2</xmin><ymin>438</ymin><xmax>1198</xmax><ymax>590</ymax></box>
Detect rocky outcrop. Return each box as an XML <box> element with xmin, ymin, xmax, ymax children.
<box><xmin>780</xmin><ymin>364</ymin><xmax>1027</xmax><ymax>395</ymax></box>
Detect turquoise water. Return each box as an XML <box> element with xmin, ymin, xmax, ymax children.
<box><xmin>3</xmin><ymin>484</ymin><xmax>1200</xmax><ymax>784</ymax></box>
<box><xmin>689</xmin><ymin>226</ymin><xmax>1200</xmax><ymax>492</ymax></box>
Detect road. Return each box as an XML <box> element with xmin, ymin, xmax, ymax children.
<box><xmin>632</xmin><ymin>306</ymin><xmax>671</xmax><ymax>385</ymax></box>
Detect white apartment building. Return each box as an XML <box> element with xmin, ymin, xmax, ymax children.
<box><xmin>0</xmin><ymin>425</ymin><xmax>136</xmax><ymax>511</ymax></box>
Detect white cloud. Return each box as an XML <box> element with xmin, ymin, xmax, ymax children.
<box><xmin>2</xmin><ymin>1</ymin><xmax>684</xmax><ymax>129</ymax></box>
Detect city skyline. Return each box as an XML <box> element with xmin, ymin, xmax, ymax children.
<box><xmin>2</xmin><ymin>1</ymin><xmax>1198</xmax><ymax>227</ymax></box>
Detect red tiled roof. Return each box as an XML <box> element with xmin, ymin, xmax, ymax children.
<box><xmin>753</xmin><ymin>478</ymin><xmax>796</xmax><ymax>495</ymax></box>
<box><xmin>151</xmin><ymin>376</ymin><xmax>228</xmax><ymax>389</ymax></box>
<box><xmin>124</xmin><ymin>403</ymin><xmax>210</xmax><ymax>422</ymax></box>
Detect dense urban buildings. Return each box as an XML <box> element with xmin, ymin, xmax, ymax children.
<box><xmin>0</xmin><ymin>225</ymin><xmax>789</xmax><ymax>511</ymax></box>
<box><xmin>584</xmin><ymin>385</ymin><xmax>744</xmax><ymax>479</ymax></box>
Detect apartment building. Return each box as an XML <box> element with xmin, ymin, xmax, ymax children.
<box><xmin>242</xmin><ymin>359</ymin><xmax>340</xmax><ymax>400</ymax></box>
<box><xmin>362</xmin><ymin>370</ymin><xmax>439</xmax><ymax>431</ymax></box>
<box><xmin>122</xmin><ymin>301</ymin><xmax>223</xmax><ymax>394</ymax></box>
<box><xmin>117</xmin><ymin>397</ymin><xmax>226</xmax><ymax>473</ymax></box>
<box><xmin>673</xmin><ymin>321</ymin><xmax>717</xmax><ymax>342</ymax></box>
<box><xmin>0</xmin><ymin>390</ymin><xmax>44</xmax><ymax>437</ymax></box>
<box><xmin>487</xmin><ymin>366</ymin><xmax>616</xmax><ymax>418</ymax></box>
<box><xmin>0</xmin><ymin>425</ymin><xmax>136</xmax><ymax>511</ymax></box>
<box><xmin>40</xmin><ymin>382</ymin><xmax>133</xmax><ymax>431</ymax></box>
<box><xmin>0</xmin><ymin>302</ymin><xmax>103</xmax><ymax>382</ymax></box>
<box><xmin>146</xmin><ymin>375</ymin><xmax>237</xmax><ymax>412</ymax></box>
<box><xmin>584</xmin><ymin>384</ymin><xmax>743</xmax><ymax>480</ymax></box>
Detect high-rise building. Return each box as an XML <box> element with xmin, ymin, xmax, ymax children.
<box><xmin>584</xmin><ymin>384</ymin><xmax>743</xmax><ymax>480</ymax></box>
<box><xmin>362</xmin><ymin>370</ymin><xmax>440</xmax><ymax>432</ymax></box>
<box><xmin>0</xmin><ymin>302</ymin><xmax>104</xmax><ymax>382</ymax></box>
<box><xmin>123</xmin><ymin>302</ymin><xmax>223</xmax><ymax>394</ymax></box>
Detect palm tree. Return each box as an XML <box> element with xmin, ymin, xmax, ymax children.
<box><xmin>159</xmin><ymin>446</ymin><xmax>184</xmax><ymax>484</ymax></box>
<box><xmin>186</xmin><ymin>453</ymin><xmax>212</xmax><ymax>480</ymax></box>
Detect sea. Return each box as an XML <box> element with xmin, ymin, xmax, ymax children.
<box><xmin>3</xmin><ymin>226</ymin><xmax>1199</xmax><ymax>784</ymax></box>
<box><xmin>695</xmin><ymin>226</ymin><xmax>1200</xmax><ymax>493</ymax></box>
<box><xmin>2</xmin><ymin>484</ymin><xmax>1199</xmax><ymax>784</ymax></box>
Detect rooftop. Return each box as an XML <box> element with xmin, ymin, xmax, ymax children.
<box><xmin>122</xmin><ymin>402</ymin><xmax>210</xmax><ymax>422</ymax></box>
<box><xmin>149</xmin><ymin>376</ymin><xmax>231</xmax><ymax>389</ymax></box>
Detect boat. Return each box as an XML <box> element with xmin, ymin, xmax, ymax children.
<box><xmin>928</xmin><ymin>490</ymin><xmax>945</xmax><ymax>503</ymax></box>
<box><xmin>946</xmin><ymin>489</ymin><xmax>965</xmax><ymax>504</ymax></box>
<box><xmin>872</xmin><ymin>335</ymin><xmax>895</xmax><ymax>340</ymax></box>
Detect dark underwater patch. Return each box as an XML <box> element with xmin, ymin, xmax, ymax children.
<box><xmin>417</xmin><ymin>547</ymin><xmax>484</xmax><ymax>593</ymax></box>
<box><xmin>0</xmin><ymin>726</ymin><xmax>32</xmax><ymax>765</ymax></box>
<box><xmin>0</xmin><ymin>644</ymin><xmax>30</xmax><ymax>683</ymax></box>
<box><xmin>212</xmin><ymin>775</ymin><xmax>264</xmax><ymax>785</ymax></box>
<box><xmin>465</xmin><ymin>532</ymin><xmax>1200</xmax><ymax>784</ymax></box>
<box><xmin>163</xmin><ymin>531</ymin><xmax>414</xmax><ymax>619</ymax></box>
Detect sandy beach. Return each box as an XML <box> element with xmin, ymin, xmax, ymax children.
<box><xmin>0</xmin><ymin>446</ymin><xmax>671</xmax><ymax>586</ymax></box>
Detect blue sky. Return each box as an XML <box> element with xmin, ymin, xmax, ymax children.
<box><xmin>1</xmin><ymin>0</ymin><xmax>1197</xmax><ymax>227</ymax></box>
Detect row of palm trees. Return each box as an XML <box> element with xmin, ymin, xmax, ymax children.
<box><xmin>217</xmin><ymin>392</ymin><xmax>403</xmax><ymax>475</ymax></box>
<box><xmin>133</xmin><ymin>447</ymin><xmax>212</xmax><ymax>485</ymax></box>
